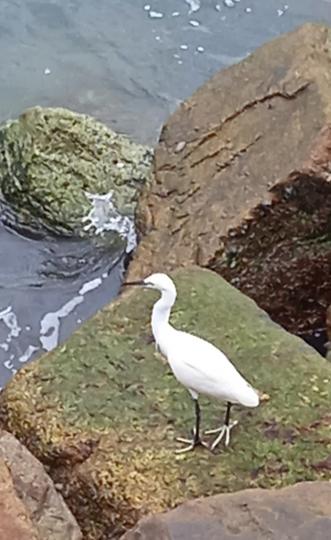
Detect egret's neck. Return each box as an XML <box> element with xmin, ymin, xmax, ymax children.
<box><xmin>151</xmin><ymin>289</ymin><xmax>176</xmax><ymax>342</ymax></box>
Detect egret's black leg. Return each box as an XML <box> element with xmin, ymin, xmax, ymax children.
<box><xmin>193</xmin><ymin>399</ymin><xmax>201</xmax><ymax>444</ymax></box>
<box><xmin>206</xmin><ymin>401</ymin><xmax>238</xmax><ymax>450</ymax></box>
<box><xmin>224</xmin><ymin>402</ymin><xmax>232</xmax><ymax>427</ymax></box>
<box><xmin>176</xmin><ymin>398</ymin><xmax>209</xmax><ymax>453</ymax></box>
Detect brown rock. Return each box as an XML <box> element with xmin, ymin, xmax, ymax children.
<box><xmin>0</xmin><ymin>459</ymin><xmax>39</xmax><ymax>540</ymax></box>
<box><xmin>0</xmin><ymin>430</ymin><xmax>82</xmax><ymax>540</ymax></box>
<box><xmin>128</xmin><ymin>23</ymin><xmax>331</xmax><ymax>341</ymax></box>
<box><xmin>121</xmin><ymin>481</ymin><xmax>331</xmax><ymax>540</ymax></box>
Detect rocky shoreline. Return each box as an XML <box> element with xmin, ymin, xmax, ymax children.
<box><xmin>0</xmin><ymin>267</ymin><xmax>330</xmax><ymax>538</ymax></box>
<box><xmin>0</xmin><ymin>23</ymin><xmax>331</xmax><ymax>540</ymax></box>
<box><xmin>128</xmin><ymin>23</ymin><xmax>331</xmax><ymax>353</ymax></box>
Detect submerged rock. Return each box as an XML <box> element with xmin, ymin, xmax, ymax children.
<box><xmin>0</xmin><ymin>430</ymin><xmax>82</xmax><ymax>539</ymax></box>
<box><xmin>128</xmin><ymin>23</ymin><xmax>331</xmax><ymax>344</ymax></box>
<box><xmin>0</xmin><ymin>268</ymin><xmax>330</xmax><ymax>539</ymax></box>
<box><xmin>121</xmin><ymin>481</ymin><xmax>331</xmax><ymax>540</ymax></box>
<box><xmin>0</xmin><ymin>106</ymin><xmax>153</xmax><ymax>243</ymax></box>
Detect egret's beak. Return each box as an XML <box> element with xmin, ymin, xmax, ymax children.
<box><xmin>122</xmin><ymin>280</ymin><xmax>145</xmax><ymax>287</ymax></box>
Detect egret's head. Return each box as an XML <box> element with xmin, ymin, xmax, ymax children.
<box><xmin>124</xmin><ymin>272</ymin><xmax>177</xmax><ymax>295</ymax></box>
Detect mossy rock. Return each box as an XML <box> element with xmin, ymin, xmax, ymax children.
<box><xmin>0</xmin><ymin>267</ymin><xmax>330</xmax><ymax>539</ymax></box>
<box><xmin>0</xmin><ymin>106</ymin><xmax>153</xmax><ymax>236</ymax></box>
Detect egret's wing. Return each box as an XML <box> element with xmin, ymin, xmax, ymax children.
<box><xmin>168</xmin><ymin>331</ymin><xmax>258</xmax><ymax>406</ymax></box>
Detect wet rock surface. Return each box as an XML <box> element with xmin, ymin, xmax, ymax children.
<box><xmin>121</xmin><ymin>481</ymin><xmax>331</xmax><ymax>540</ymax></box>
<box><xmin>128</xmin><ymin>23</ymin><xmax>331</xmax><ymax>344</ymax></box>
<box><xmin>0</xmin><ymin>267</ymin><xmax>330</xmax><ymax>539</ymax></box>
<box><xmin>0</xmin><ymin>430</ymin><xmax>82</xmax><ymax>540</ymax></box>
<box><xmin>0</xmin><ymin>106</ymin><xmax>153</xmax><ymax>238</ymax></box>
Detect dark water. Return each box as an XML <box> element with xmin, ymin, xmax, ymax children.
<box><xmin>0</xmin><ymin>222</ymin><xmax>125</xmax><ymax>389</ymax></box>
<box><xmin>1</xmin><ymin>0</ymin><xmax>331</xmax><ymax>387</ymax></box>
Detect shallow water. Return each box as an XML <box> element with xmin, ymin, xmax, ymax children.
<box><xmin>0</xmin><ymin>0</ymin><xmax>331</xmax><ymax>387</ymax></box>
<box><xmin>0</xmin><ymin>223</ymin><xmax>125</xmax><ymax>388</ymax></box>
<box><xmin>1</xmin><ymin>0</ymin><xmax>331</xmax><ymax>143</ymax></box>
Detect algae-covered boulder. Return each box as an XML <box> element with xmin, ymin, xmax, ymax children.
<box><xmin>0</xmin><ymin>268</ymin><xmax>330</xmax><ymax>539</ymax></box>
<box><xmin>0</xmin><ymin>106</ymin><xmax>153</xmax><ymax>237</ymax></box>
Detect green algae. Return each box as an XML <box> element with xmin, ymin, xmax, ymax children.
<box><xmin>0</xmin><ymin>106</ymin><xmax>153</xmax><ymax>236</ymax></box>
<box><xmin>0</xmin><ymin>267</ymin><xmax>330</xmax><ymax>539</ymax></box>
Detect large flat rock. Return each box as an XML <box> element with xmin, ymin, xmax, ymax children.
<box><xmin>122</xmin><ymin>481</ymin><xmax>331</xmax><ymax>540</ymax></box>
<box><xmin>128</xmin><ymin>23</ymin><xmax>331</xmax><ymax>340</ymax></box>
<box><xmin>0</xmin><ymin>267</ymin><xmax>330</xmax><ymax>538</ymax></box>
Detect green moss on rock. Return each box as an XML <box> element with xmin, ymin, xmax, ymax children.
<box><xmin>0</xmin><ymin>268</ymin><xmax>330</xmax><ymax>539</ymax></box>
<box><xmin>0</xmin><ymin>106</ymin><xmax>153</xmax><ymax>236</ymax></box>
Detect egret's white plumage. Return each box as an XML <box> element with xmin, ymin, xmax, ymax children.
<box><xmin>124</xmin><ymin>272</ymin><xmax>259</xmax><ymax>452</ymax></box>
<box><xmin>159</xmin><ymin>330</ymin><xmax>259</xmax><ymax>407</ymax></box>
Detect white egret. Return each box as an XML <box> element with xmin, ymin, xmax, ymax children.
<box><xmin>124</xmin><ymin>273</ymin><xmax>259</xmax><ymax>453</ymax></box>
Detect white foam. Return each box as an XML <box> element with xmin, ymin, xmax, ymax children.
<box><xmin>149</xmin><ymin>11</ymin><xmax>164</xmax><ymax>19</ymax></box>
<box><xmin>0</xmin><ymin>306</ymin><xmax>21</xmax><ymax>352</ymax></box>
<box><xmin>40</xmin><ymin>274</ymin><xmax>104</xmax><ymax>352</ymax></box>
<box><xmin>277</xmin><ymin>5</ymin><xmax>289</xmax><ymax>16</ymax></box>
<box><xmin>40</xmin><ymin>296</ymin><xmax>84</xmax><ymax>351</ymax></box>
<box><xmin>18</xmin><ymin>345</ymin><xmax>39</xmax><ymax>364</ymax></box>
<box><xmin>79</xmin><ymin>277</ymin><xmax>102</xmax><ymax>295</ymax></box>
<box><xmin>82</xmin><ymin>191</ymin><xmax>137</xmax><ymax>253</ymax></box>
<box><xmin>185</xmin><ymin>0</ymin><xmax>201</xmax><ymax>14</ymax></box>
<box><xmin>4</xmin><ymin>359</ymin><xmax>17</xmax><ymax>375</ymax></box>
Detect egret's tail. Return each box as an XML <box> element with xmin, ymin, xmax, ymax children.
<box><xmin>239</xmin><ymin>384</ymin><xmax>259</xmax><ymax>408</ymax></box>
